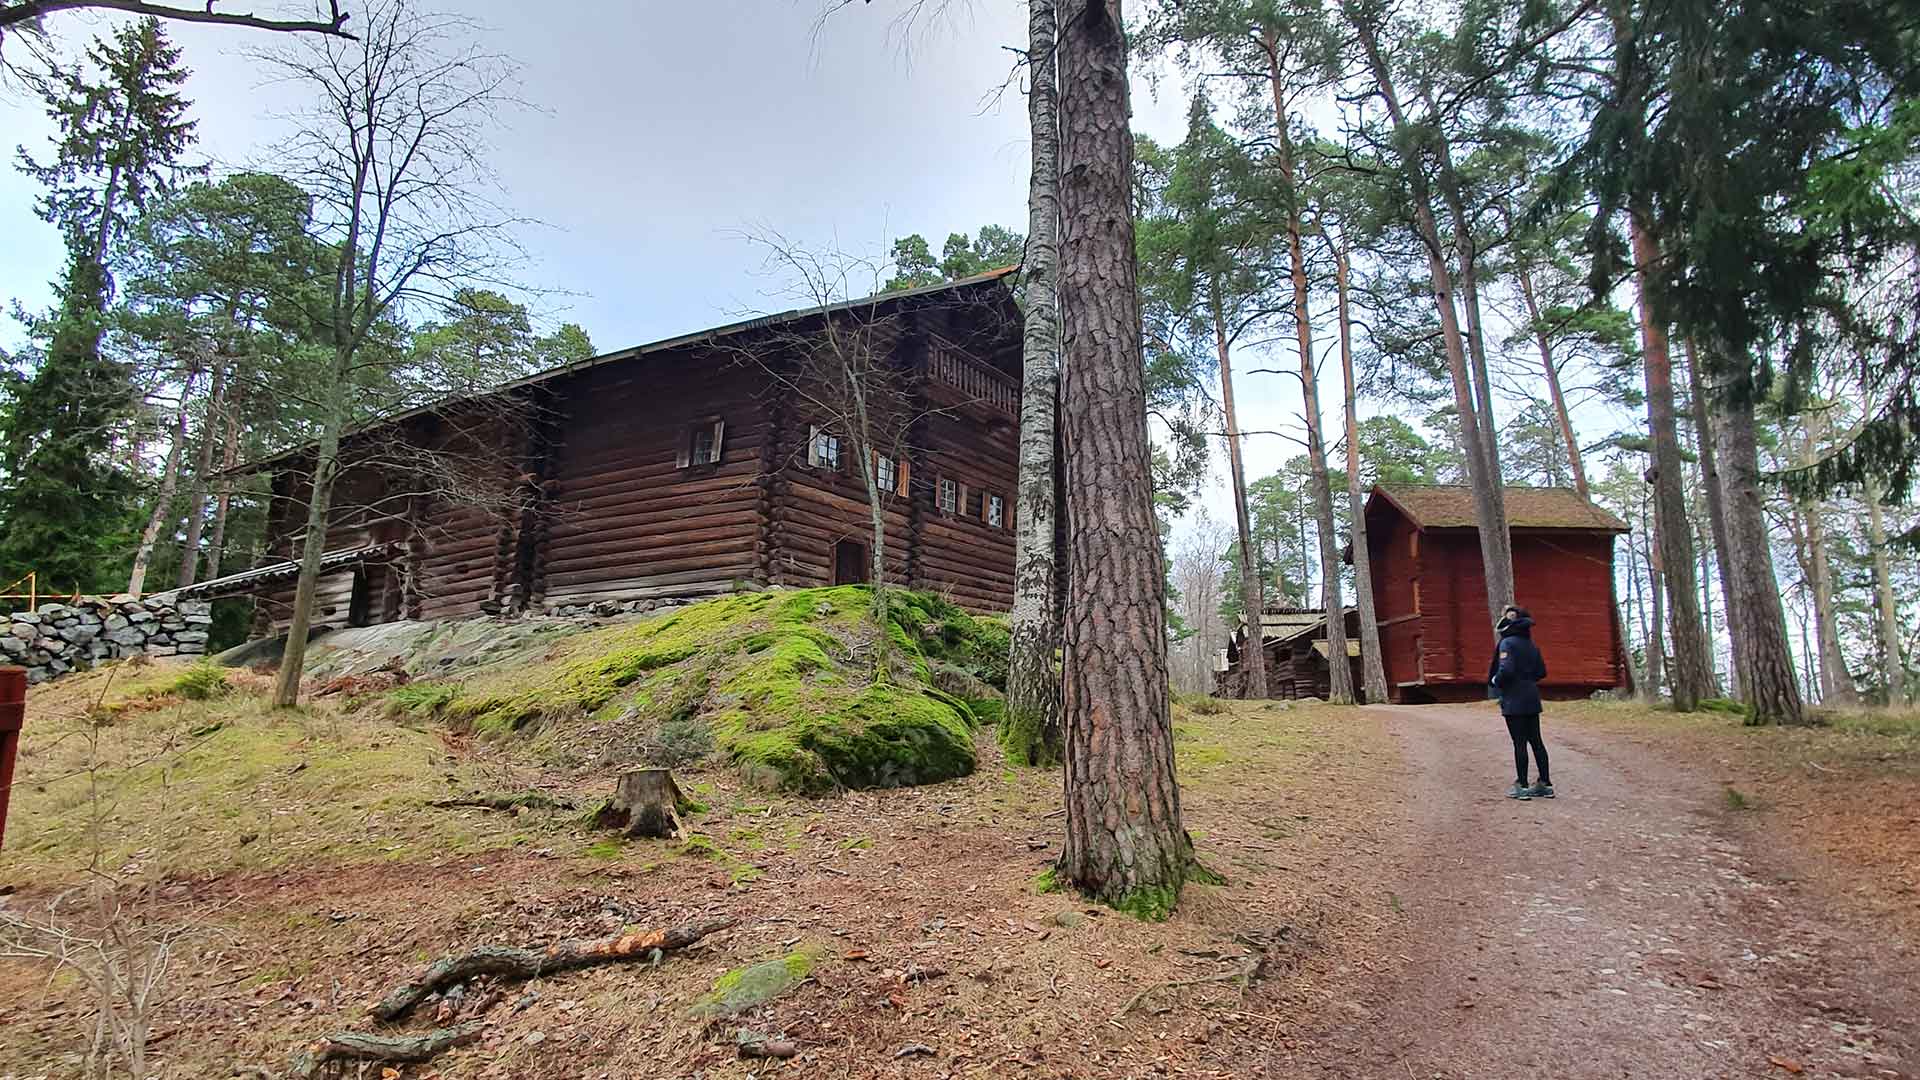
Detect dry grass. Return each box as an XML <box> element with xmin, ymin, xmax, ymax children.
<box><xmin>0</xmin><ymin>689</ymin><xmax>1403</xmax><ymax>1079</ymax></box>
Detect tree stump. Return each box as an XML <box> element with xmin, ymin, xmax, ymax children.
<box><xmin>596</xmin><ymin>768</ymin><xmax>685</xmax><ymax>839</ymax></box>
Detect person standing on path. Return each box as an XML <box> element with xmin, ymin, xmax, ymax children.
<box><xmin>1490</xmin><ymin>606</ymin><xmax>1554</xmax><ymax>800</ymax></box>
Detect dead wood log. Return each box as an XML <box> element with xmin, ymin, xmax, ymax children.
<box><xmin>427</xmin><ymin>792</ymin><xmax>576</xmax><ymax>813</ymax></box>
<box><xmin>370</xmin><ymin>917</ymin><xmax>734</xmax><ymax>1022</ymax></box>
<box><xmin>289</xmin><ymin>1022</ymin><xmax>483</xmax><ymax>1080</ymax></box>
<box><xmin>594</xmin><ymin>768</ymin><xmax>687</xmax><ymax>840</ymax></box>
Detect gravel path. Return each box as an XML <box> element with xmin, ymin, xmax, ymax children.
<box><xmin>1280</xmin><ymin>705</ymin><xmax>1919</xmax><ymax>1080</ymax></box>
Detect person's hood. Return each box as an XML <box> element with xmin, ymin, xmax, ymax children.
<box><xmin>1498</xmin><ymin>615</ymin><xmax>1535</xmax><ymax>638</ymax></box>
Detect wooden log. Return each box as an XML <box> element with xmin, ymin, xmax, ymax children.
<box><xmin>546</xmin><ymin>495</ymin><xmax>761</xmax><ymax>537</ymax></box>
<box><xmin>369</xmin><ymin>916</ymin><xmax>735</xmax><ymax>1022</ymax></box>
<box><xmin>543</xmin><ymin>545</ymin><xmax>761</xmax><ymax>585</ymax></box>
<box><xmin>595</xmin><ymin>768</ymin><xmax>686</xmax><ymax>839</ymax></box>
<box><xmin>289</xmin><ymin>1022</ymin><xmax>483</xmax><ymax>1080</ymax></box>
<box><xmin>543</xmin><ymin>576</ymin><xmax>745</xmax><ymax>603</ymax></box>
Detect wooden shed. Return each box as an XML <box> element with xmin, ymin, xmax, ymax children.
<box><xmin>1363</xmin><ymin>484</ymin><xmax>1628</xmax><ymax>704</ymax></box>
<box><xmin>173</xmin><ymin>271</ymin><xmax>1026</xmax><ymax>632</ymax></box>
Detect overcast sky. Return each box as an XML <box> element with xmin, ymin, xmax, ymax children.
<box><xmin>0</xmin><ymin>1</ymin><xmax>1632</xmax><ymax>539</ymax></box>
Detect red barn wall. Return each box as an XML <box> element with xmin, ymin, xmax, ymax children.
<box><xmin>1511</xmin><ymin>530</ymin><xmax>1620</xmax><ymax>693</ymax></box>
<box><xmin>1365</xmin><ymin>511</ymin><xmax>1424</xmax><ymax>695</ymax></box>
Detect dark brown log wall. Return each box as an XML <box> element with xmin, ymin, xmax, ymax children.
<box><xmin>533</xmin><ymin>359</ymin><xmax>766</xmax><ymax>608</ymax></box>
<box><xmin>912</xmin><ymin>409</ymin><xmax>1017</xmax><ymax>612</ymax></box>
<box><xmin>769</xmin><ymin>401</ymin><xmax>915</xmax><ymax>590</ymax></box>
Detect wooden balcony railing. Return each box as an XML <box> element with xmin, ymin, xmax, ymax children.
<box><xmin>924</xmin><ymin>341</ymin><xmax>1018</xmax><ymax>417</ymax></box>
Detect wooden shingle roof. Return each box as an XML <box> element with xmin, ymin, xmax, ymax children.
<box><xmin>1371</xmin><ymin>484</ymin><xmax>1626</xmax><ymax>532</ymax></box>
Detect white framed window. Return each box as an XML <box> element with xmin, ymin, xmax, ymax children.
<box><xmin>875</xmin><ymin>454</ymin><xmax>897</xmax><ymax>494</ymax></box>
<box><xmin>807</xmin><ymin>426</ymin><xmax>842</xmax><ymax>471</ymax></box>
<box><xmin>938</xmin><ymin>477</ymin><xmax>957</xmax><ymax>514</ymax></box>
<box><xmin>677</xmin><ymin>417</ymin><xmax>725</xmax><ymax>468</ymax></box>
<box><xmin>987</xmin><ymin>493</ymin><xmax>1005</xmax><ymax>529</ymax></box>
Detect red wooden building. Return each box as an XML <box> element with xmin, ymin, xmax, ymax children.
<box><xmin>1363</xmin><ymin>484</ymin><xmax>1628</xmax><ymax>703</ymax></box>
<box><xmin>172</xmin><ymin>271</ymin><xmax>1025</xmax><ymax>630</ymax></box>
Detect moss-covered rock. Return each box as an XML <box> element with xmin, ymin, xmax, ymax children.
<box><xmin>689</xmin><ymin>947</ymin><xmax>823</xmax><ymax>1018</ymax></box>
<box><xmin>429</xmin><ymin>586</ymin><xmax>993</xmax><ymax>794</ymax></box>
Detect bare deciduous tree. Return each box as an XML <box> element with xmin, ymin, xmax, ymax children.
<box><xmin>259</xmin><ymin>0</ymin><xmax>524</xmax><ymax>707</ymax></box>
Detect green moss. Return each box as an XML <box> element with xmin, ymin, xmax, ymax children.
<box><xmin>145</xmin><ymin>663</ymin><xmax>230</xmax><ymax>702</ymax></box>
<box><xmin>1033</xmin><ymin>867</ymin><xmax>1062</xmax><ymax>894</ymax></box>
<box><xmin>385</xmin><ymin>683</ymin><xmax>456</xmax><ymax>718</ymax></box>
<box><xmin>1699</xmin><ymin>697</ymin><xmax>1752</xmax><ymax>718</ymax></box>
<box><xmin>1111</xmin><ymin>884</ymin><xmax>1180</xmax><ymax>922</ymax></box>
<box><xmin>430</xmin><ymin>587</ymin><xmax>992</xmax><ymax>794</ymax></box>
<box><xmin>692</xmin><ymin>948</ymin><xmax>821</xmax><ymax>1018</ymax></box>
<box><xmin>998</xmin><ymin>703</ymin><xmax>1060</xmax><ymax>768</ymax></box>
<box><xmin>583</xmin><ymin>838</ymin><xmax>625</xmax><ymax>860</ymax></box>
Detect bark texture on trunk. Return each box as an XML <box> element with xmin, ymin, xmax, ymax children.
<box><xmin>1713</xmin><ymin>371</ymin><xmax>1806</xmax><ymax>725</ymax></box>
<box><xmin>1631</xmin><ymin>216</ymin><xmax>1714</xmax><ymax>710</ymax></box>
<box><xmin>1212</xmin><ymin>289</ymin><xmax>1268</xmax><ymax>700</ymax></box>
<box><xmin>1259</xmin><ymin>64</ymin><xmax>1351</xmax><ymax>705</ymax></box>
<box><xmin>1004</xmin><ymin>0</ymin><xmax>1064</xmax><ymax>766</ymax></box>
<box><xmin>1792</xmin><ymin>415</ymin><xmax>1853</xmax><ymax>707</ymax></box>
<box><xmin>1337</xmin><ymin>251</ymin><xmax>1389</xmax><ymax>704</ymax></box>
<box><xmin>126</xmin><ymin>373</ymin><xmax>193</xmax><ymax>596</ymax></box>
<box><xmin>1056</xmin><ymin>0</ymin><xmax>1190</xmax><ymax>914</ymax></box>
<box><xmin>1865</xmin><ymin>478</ymin><xmax>1907</xmax><ymax>705</ymax></box>
<box><xmin>204</xmin><ymin>393</ymin><xmax>241</xmax><ymax>581</ymax></box>
<box><xmin>1685</xmin><ymin>338</ymin><xmax>1740</xmax><ymax>697</ymax></box>
<box><xmin>1645</xmin><ymin>518</ymin><xmax>1667</xmax><ymax>699</ymax></box>
<box><xmin>272</xmin><ymin>375</ymin><xmax>348</xmax><ymax>708</ymax></box>
<box><xmin>1348</xmin><ymin>15</ymin><xmax>1512</xmax><ymax>622</ymax></box>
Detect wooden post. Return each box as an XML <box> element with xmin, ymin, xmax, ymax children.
<box><xmin>0</xmin><ymin>667</ymin><xmax>25</xmax><ymax>851</ymax></box>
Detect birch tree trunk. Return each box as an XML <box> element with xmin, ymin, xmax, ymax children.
<box><xmin>1712</xmin><ymin>370</ymin><xmax>1806</xmax><ymax>725</ymax></box>
<box><xmin>1631</xmin><ymin>215</ymin><xmax>1714</xmax><ymax>710</ymax></box>
<box><xmin>1211</xmin><ymin>288</ymin><xmax>1268</xmax><ymax>700</ymax></box>
<box><xmin>1794</xmin><ymin>418</ymin><xmax>1854</xmax><ymax>706</ymax></box>
<box><xmin>1004</xmin><ymin>0</ymin><xmax>1064</xmax><ymax>765</ymax></box>
<box><xmin>1348</xmin><ymin>14</ymin><xmax>1513</xmax><ymax>622</ymax></box>
<box><xmin>175</xmin><ymin>359</ymin><xmax>225</xmax><ymax>588</ymax></box>
<box><xmin>126</xmin><ymin>369</ymin><xmax>194</xmax><ymax>596</ymax></box>
<box><xmin>1645</xmin><ymin>512</ymin><xmax>1667</xmax><ymax>699</ymax></box>
<box><xmin>1337</xmin><ymin>250</ymin><xmax>1388</xmax><ymax>704</ymax></box>
<box><xmin>273</xmin><ymin>367</ymin><xmax>349</xmax><ymax>708</ymax></box>
<box><xmin>1056</xmin><ymin>0</ymin><xmax>1190</xmax><ymax>915</ymax></box>
<box><xmin>1865</xmin><ymin>478</ymin><xmax>1907</xmax><ymax>705</ymax></box>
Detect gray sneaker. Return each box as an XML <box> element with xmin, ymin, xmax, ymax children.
<box><xmin>1506</xmin><ymin>782</ymin><xmax>1532</xmax><ymax>800</ymax></box>
<box><xmin>1529</xmin><ymin>782</ymin><xmax>1556</xmax><ymax>799</ymax></box>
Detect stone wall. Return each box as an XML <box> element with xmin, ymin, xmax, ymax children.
<box><xmin>0</xmin><ymin>595</ymin><xmax>215</xmax><ymax>684</ymax></box>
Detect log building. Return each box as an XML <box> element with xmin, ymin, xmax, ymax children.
<box><xmin>173</xmin><ymin>271</ymin><xmax>1026</xmax><ymax>630</ymax></box>
<box><xmin>1363</xmin><ymin>484</ymin><xmax>1628</xmax><ymax>703</ymax></box>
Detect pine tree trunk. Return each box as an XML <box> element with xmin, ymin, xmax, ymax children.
<box><xmin>175</xmin><ymin>360</ymin><xmax>225</xmax><ymax>588</ymax></box>
<box><xmin>1348</xmin><ymin>16</ymin><xmax>1512</xmax><ymax>622</ymax></box>
<box><xmin>1211</xmin><ymin>287</ymin><xmax>1268</xmax><ymax>700</ymax></box>
<box><xmin>204</xmin><ymin>394</ymin><xmax>241</xmax><ymax>580</ymax></box>
<box><xmin>1646</xmin><ymin>521</ymin><xmax>1667</xmax><ymax>699</ymax></box>
<box><xmin>1258</xmin><ymin>68</ymin><xmax>1351</xmax><ymax>705</ymax></box>
<box><xmin>1004</xmin><ymin>0</ymin><xmax>1064</xmax><ymax>765</ymax></box>
<box><xmin>1685</xmin><ymin>337</ymin><xmax>1741</xmax><ymax>697</ymax></box>
<box><xmin>1792</xmin><ymin>415</ymin><xmax>1853</xmax><ymax>707</ymax></box>
<box><xmin>1712</xmin><ymin>371</ymin><xmax>1806</xmax><ymax>725</ymax></box>
<box><xmin>126</xmin><ymin>372</ymin><xmax>193</xmax><ymax>596</ymax></box>
<box><xmin>1630</xmin><ymin>215</ymin><xmax>1714</xmax><ymax>710</ymax></box>
<box><xmin>1055</xmin><ymin>0</ymin><xmax>1190</xmax><ymax>914</ymax></box>
<box><xmin>1514</xmin><ymin>262</ymin><xmax>1588</xmax><ymax>497</ymax></box>
<box><xmin>1337</xmin><ymin>250</ymin><xmax>1388</xmax><ymax>704</ymax></box>
<box><xmin>1864</xmin><ymin>477</ymin><xmax>1907</xmax><ymax>705</ymax></box>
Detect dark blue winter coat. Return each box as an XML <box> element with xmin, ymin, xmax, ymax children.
<box><xmin>1489</xmin><ymin>617</ymin><xmax>1547</xmax><ymax>716</ymax></box>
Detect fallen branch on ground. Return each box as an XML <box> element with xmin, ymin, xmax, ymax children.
<box><xmin>370</xmin><ymin>917</ymin><xmax>735</xmax><ymax>1022</ymax></box>
<box><xmin>288</xmin><ymin>1022</ymin><xmax>483</xmax><ymax>1080</ymax></box>
<box><xmin>1112</xmin><ymin>955</ymin><xmax>1264</xmax><ymax>1020</ymax></box>
<box><xmin>427</xmin><ymin>791</ymin><xmax>576</xmax><ymax>812</ymax></box>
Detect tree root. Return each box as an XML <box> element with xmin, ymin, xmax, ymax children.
<box><xmin>289</xmin><ymin>1022</ymin><xmax>483</xmax><ymax>1080</ymax></box>
<box><xmin>370</xmin><ymin>916</ymin><xmax>734</xmax><ymax>1022</ymax></box>
<box><xmin>427</xmin><ymin>791</ymin><xmax>576</xmax><ymax>812</ymax></box>
<box><xmin>1111</xmin><ymin>954</ymin><xmax>1264</xmax><ymax>1020</ymax></box>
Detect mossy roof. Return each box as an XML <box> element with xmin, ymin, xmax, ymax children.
<box><xmin>1370</xmin><ymin>484</ymin><xmax>1627</xmax><ymax>533</ymax></box>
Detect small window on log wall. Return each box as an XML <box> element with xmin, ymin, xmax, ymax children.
<box><xmin>965</xmin><ymin>486</ymin><xmax>984</xmax><ymax>520</ymax></box>
<box><xmin>987</xmin><ymin>493</ymin><xmax>1005</xmax><ymax>529</ymax></box>
<box><xmin>938</xmin><ymin>477</ymin><xmax>957</xmax><ymax>514</ymax></box>
<box><xmin>807</xmin><ymin>427</ymin><xmax>842</xmax><ymax>471</ymax></box>
<box><xmin>873</xmin><ymin>452</ymin><xmax>909</xmax><ymax>497</ymax></box>
<box><xmin>678</xmin><ymin>418</ymin><xmax>725</xmax><ymax>468</ymax></box>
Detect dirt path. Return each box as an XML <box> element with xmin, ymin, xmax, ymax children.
<box><xmin>1282</xmin><ymin>704</ymin><xmax>1919</xmax><ymax>1080</ymax></box>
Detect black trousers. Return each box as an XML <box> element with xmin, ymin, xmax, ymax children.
<box><xmin>1504</xmin><ymin>713</ymin><xmax>1549</xmax><ymax>784</ymax></box>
